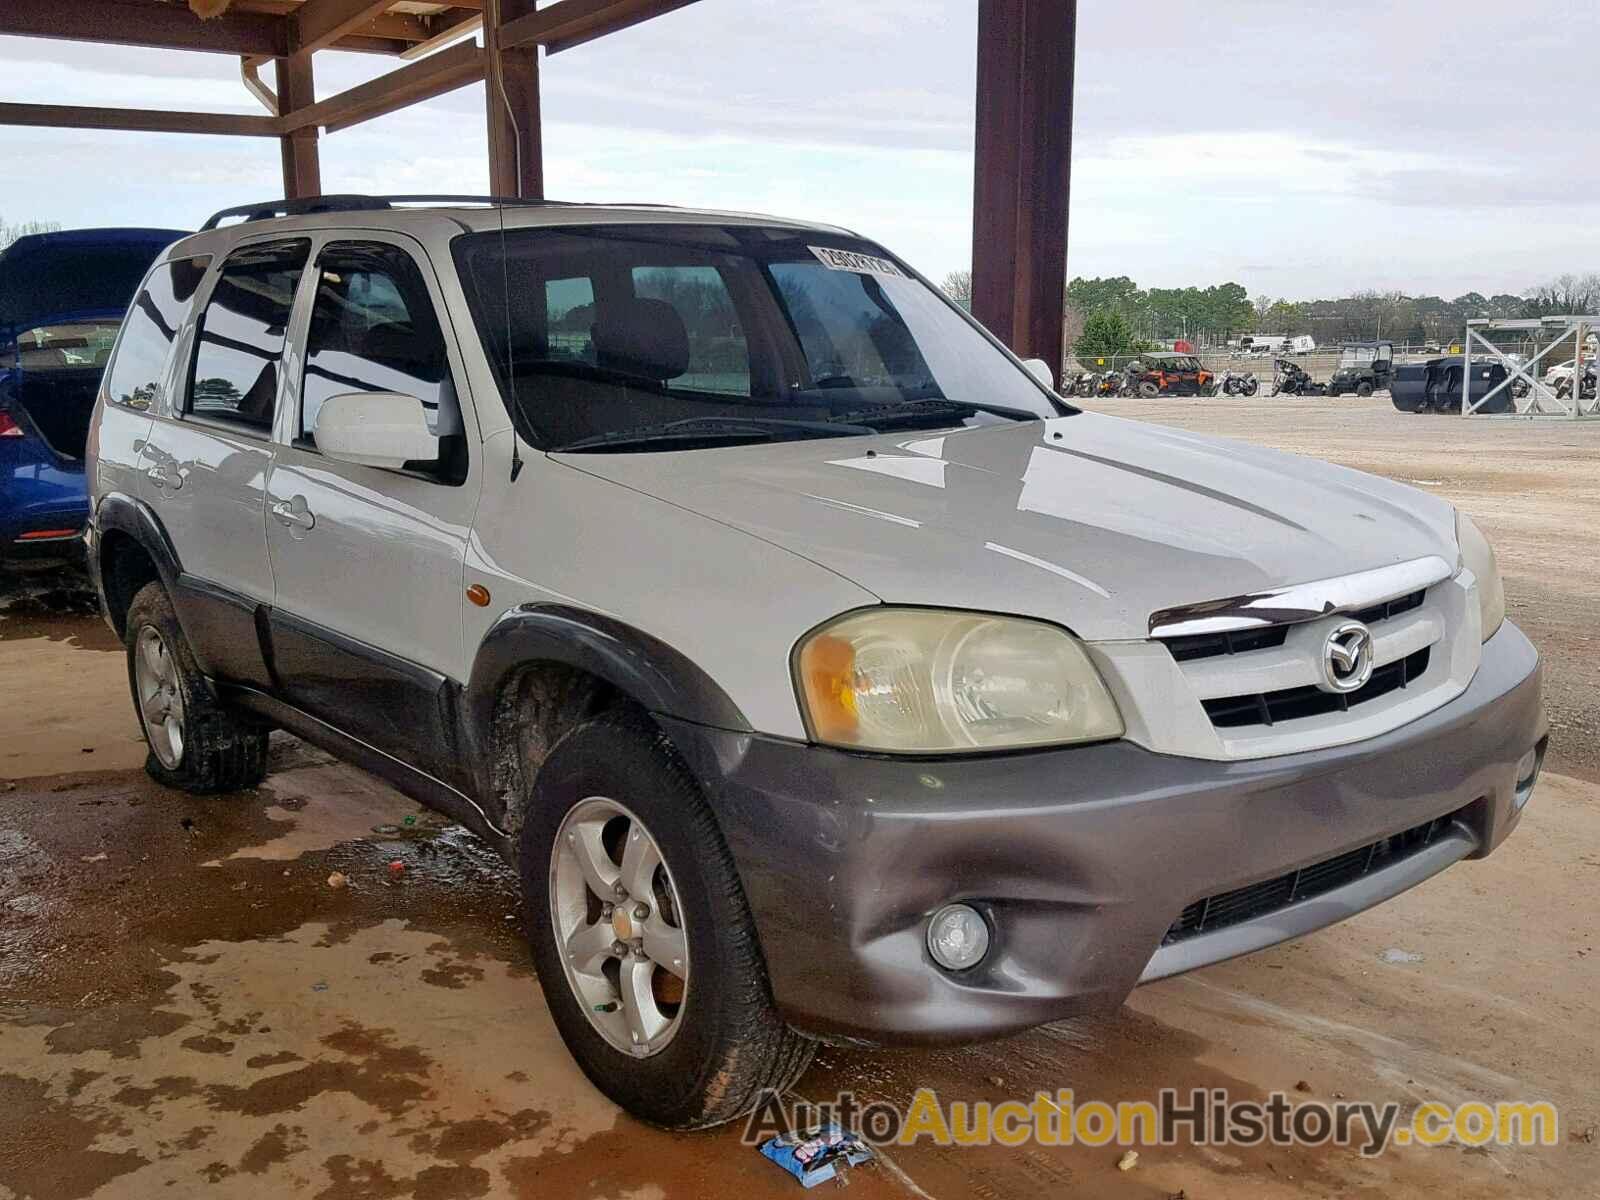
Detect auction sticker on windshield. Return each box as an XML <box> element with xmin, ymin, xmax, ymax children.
<box><xmin>809</xmin><ymin>246</ymin><xmax>908</xmax><ymax>279</ymax></box>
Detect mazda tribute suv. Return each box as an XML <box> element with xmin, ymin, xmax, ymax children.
<box><xmin>85</xmin><ymin>196</ymin><xmax>1547</xmax><ymax>1129</ymax></box>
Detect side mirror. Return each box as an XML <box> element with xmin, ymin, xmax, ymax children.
<box><xmin>315</xmin><ymin>391</ymin><xmax>439</xmax><ymax>470</ymax></box>
<box><xmin>1020</xmin><ymin>357</ymin><xmax>1055</xmax><ymax>389</ymax></box>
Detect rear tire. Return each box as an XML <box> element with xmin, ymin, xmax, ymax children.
<box><xmin>1356</xmin><ymin>381</ymin><xmax>1374</xmax><ymax>397</ymax></box>
<box><xmin>124</xmin><ymin>582</ymin><xmax>268</xmax><ymax>793</ymax></box>
<box><xmin>520</xmin><ymin>709</ymin><xmax>815</xmax><ymax>1129</ymax></box>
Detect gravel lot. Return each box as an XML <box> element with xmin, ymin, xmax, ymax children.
<box><xmin>1</xmin><ymin>394</ymin><xmax>1595</xmax><ymax>1199</ymax></box>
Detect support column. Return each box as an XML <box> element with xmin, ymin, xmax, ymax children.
<box><xmin>971</xmin><ymin>0</ymin><xmax>1075</xmax><ymax>375</ymax></box>
<box><xmin>485</xmin><ymin>0</ymin><xmax>543</xmax><ymax>198</ymax></box>
<box><xmin>275</xmin><ymin>53</ymin><xmax>321</xmax><ymax>199</ymax></box>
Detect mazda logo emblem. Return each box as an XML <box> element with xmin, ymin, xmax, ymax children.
<box><xmin>1320</xmin><ymin>620</ymin><xmax>1375</xmax><ymax>694</ymax></box>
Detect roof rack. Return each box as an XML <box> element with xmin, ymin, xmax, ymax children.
<box><xmin>200</xmin><ymin>194</ymin><xmax>567</xmax><ymax>231</ymax></box>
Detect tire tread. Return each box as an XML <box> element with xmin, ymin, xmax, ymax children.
<box><xmin>125</xmin><ymin>582</ymin><xmax>268</xmax><ymax>794</ymax></box>
<box><xmin>522</xmin><ymin>707</ymin><xmax>814</xmax><ymax>1129</ymax></box>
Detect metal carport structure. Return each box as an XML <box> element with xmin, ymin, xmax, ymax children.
<box><xmin>0</xmin><ymin>0</ymin><xmax>1077</xmax><ymax>372</ymax></box>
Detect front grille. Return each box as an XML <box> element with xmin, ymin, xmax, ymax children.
<box><xmin>1203</xmin><ymin>647</ymin><xmax>1430</xmax><ymax>728</ymax></box>
<box><xmin>1348</xmin><ymin>588</ymin><xmax>1426</xmax><ymax>625</ymax></box>
<box><xmin>1165</xmin><ymin>624</ymin><xmax>1289</xmax><ymax>663</ymax></box>
<box><xmin>1162</xmin><ymin>810</ymin><xmax>1461</xmax><ymax>945</ymax></box>
<box><xmin>1163</xmin><ymin>588</ymin><xmax>1426</xmax><ymax>665</ymax></box>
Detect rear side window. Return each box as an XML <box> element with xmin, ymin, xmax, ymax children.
<box><xmin>188</xmin><ymin>240</ymin><xmax>309</xmax><ymax>432</ymax></box>
<box><xmin>299</xmin><ymin>242</ymin><xmax>456</xmax><ymax>439</ymax></box>
<box><xmin>104</xmin><ymin>256</ymin><xmax>211</xmax><ymax>410</ymax></box>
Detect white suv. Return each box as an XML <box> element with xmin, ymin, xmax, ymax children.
<box><xmin>86</xmin><ymin>197</ymin><xmax>1546</xmax><ymax>1128</ymax></box>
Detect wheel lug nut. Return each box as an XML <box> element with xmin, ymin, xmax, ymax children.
<box><xmin>611</xmin><ymin>940</ymin><xmax>627</xmax><ymax>956</ymax></box>
<box><xmin>632</xmin><ymin>903</ymin><xmax>649</xmax><ymax>920</ymax></box>
<box><xmin>601</xmin><ymin>902</ymin><xmax>614</xmax><ymax>918</ymax></box>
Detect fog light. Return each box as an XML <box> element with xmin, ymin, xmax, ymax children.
<box><xmin>1513</xmin><ymin>744</ymin><xmax>1542</xmax><ymax>811</ymax></box>
<box><xmin>926</xmin><ymin>903</ymin><xmax>989</xmax><ymax>972</ymax></box>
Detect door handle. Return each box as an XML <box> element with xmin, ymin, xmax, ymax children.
<box><xmin>271</xmin><ymin>499</ymin><xmax>316</xmax><ymax>532</ymax></box>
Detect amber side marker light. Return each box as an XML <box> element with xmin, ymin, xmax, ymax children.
<box><xmin>466</xmin><ymin>584</ymin><xmax>492</xmax><ymax>608</ymax></box>
<box><xmin>797</xmin><ymin>633</ymin><xmax>859</xmax><ymax>742</ymax></box>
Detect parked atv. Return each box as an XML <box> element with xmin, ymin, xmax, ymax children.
<box><xmin>1074</xmin><ymin>371</ymin><xmax>1098</xmax><ymax>398</ymax></box>
<box><xmin>1125</xmin><ymin>352</ymin><xmax>1212</xmax><ymax>398</ymax></box>
<box><xmin>1326</xmin><ymin>341</ymin><xmax>1394</xmax><ymax>397</ymax></box>
<box><xmin>1269</xmin><ymin>358</ymin><xmax>1325</xmax><ymax>396</ymax></box>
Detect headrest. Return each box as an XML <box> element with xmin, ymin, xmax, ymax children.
<box><xmin>593</xmin><ymin>297</ymin><xmax>689</xmax><ymax>381</ymax></box>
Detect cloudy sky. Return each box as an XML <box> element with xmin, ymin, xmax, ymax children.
<box><xmin>0</xmin><ymin>0</ymin><xmax>1593</xmax><ymax>300</ymax></box>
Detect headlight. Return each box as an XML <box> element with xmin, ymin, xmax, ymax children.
<box><xmin>794</xmin><ymin>608</ymin><xmax>1123</xmax><ymax>753</ymax></box>
<box><xmin>1456</xmin><ymin>511</ymin><xmax>1505</xmax><ymax>642</ymax></box>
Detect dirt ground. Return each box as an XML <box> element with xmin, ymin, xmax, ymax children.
<box><xmin>1</xmin><ymin>396</ymin><xmax>1596</xmax><ymax>1199</ymax></box>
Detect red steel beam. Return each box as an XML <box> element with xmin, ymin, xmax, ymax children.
<box><xmin>0</xmin><ymin>0</ymin><xmax>289</xmax><ymax>57</ymax></box>
<box><xmin>971</xmin><ymin>0</ymin><xmax>1076</xmax><ymax>374</ymax></box>
<box><xmin>290</xmin><ymin>0</ymin><xmax>400</xmax><ymax>57</ymax></box>
<box><xmin>276</xmin><ymin>53</ymin><xmax>322</xmax><ymax>197</ymax></box>
<box><xmin>485</xmin><ymin>0</ymin><xmax>543</xmax><ymax>198</ymax></box>
<box><xmin>0</xmin><ymin>100</ymin><xmax>281</xmax><ymax>137</ymax></box>
<box><xmin>499</xmin><ymin>0</ymin><xmax>700</xmax><ymax>55</ymax></box>
<box><xmin>279</xmin><ymin>38</ymin><xmax>484</xmax><ymax>133</ymax></box>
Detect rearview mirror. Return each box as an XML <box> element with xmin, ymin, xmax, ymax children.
<box><xmin>315</xmin><ymin>392</ymin><xmax>439</xmax><ymax>471</ymax></box>
<box><xmin>1020</xmin><ymin>357</ymin><xmax>1054</xmax><ymax>389</ymax></box>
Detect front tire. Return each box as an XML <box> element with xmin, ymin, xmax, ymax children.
<box><xmin>520</xmin><ymin>710</ymin><xmax>814</xmax><ymax>1129</ymax></box>
<box><xmin>124</xmin><ymin>582</ymin><xmax>268</xmax><ymax>793</ymax></box>
<box><xmin>1138</xmin><ymin>380</ymin><xmax>1160</xmax><ymax>399</ymax></box>
<box><xmin>1356</xmin><ymin>381</ymin><xmax>1374</xmax><ymax>397</ymax></box>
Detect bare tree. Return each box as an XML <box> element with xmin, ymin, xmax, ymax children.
<box><xmin>1525</xmin><ymin>272</ymin><xmax>1600</xmax><ymax>317</ymax></box>
<box><xmin>1</xmin><ymin>217</ymin><xmax>62</xmax><ymax>252</ymax></box>
<box><xmin>940</xmin><ymin>269</ymin><xmax>973</xmax><ymax>305</ymax></box>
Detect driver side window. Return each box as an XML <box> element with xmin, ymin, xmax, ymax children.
<box><xmin>299</xmin><ymin>241</ymin><xmax>466</xmax><ymax>482</ymax></box>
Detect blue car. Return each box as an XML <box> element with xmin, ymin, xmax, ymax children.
<box><xmin>1</xmin><ymin>228</ymin><xmax>186</xmax><ymax>564</ymax></box>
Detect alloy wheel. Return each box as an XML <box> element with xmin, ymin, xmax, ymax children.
<box><xmin>549</xmin><ymin>796</ymin><xmax>689</xmax><ymax>1057</ymax></box>
<box><xmin>134</xmin><ymin>626</ymin><xmax>186</xmax><ymax>769</ymax></box>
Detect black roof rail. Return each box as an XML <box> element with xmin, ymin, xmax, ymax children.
<box><xmin>200</xmin><ymin>194</ymin><xmax>569</xmax><ymax>231</ymax></box>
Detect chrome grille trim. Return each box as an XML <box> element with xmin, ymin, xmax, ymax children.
<box><xmin>1147</xmin><ymin>555</ymin><xmax>1455</xmax><ymax>638</ymax></box>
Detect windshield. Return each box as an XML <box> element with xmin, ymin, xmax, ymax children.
<box><xmin>1340</xmin><ymin>346</ymin><xmax>1376</xmax><ymax>368</ymax></box>
<box><xmin>452</xmin><ymin>224</ymin><xmax>1065</xmax><ymax>452</ymax></box>
<box><xmin>0</xmin><ymin>321</ymin><xmax>123</xmax><ymax>372</ymax></box>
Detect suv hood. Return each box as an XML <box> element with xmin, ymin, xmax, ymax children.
<box><xmin>558</xmin><ymin>413</ymin><xmax>1459</xmax><ymax>641</ymax></box>
<box><xmin>0</xmin><ymin>228</ymin><xmax>186</xmax><ymax>338</ymax></box>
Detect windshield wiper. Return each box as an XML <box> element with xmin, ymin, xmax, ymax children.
<box><xmin>552</xmin><ymin>415</ymin><xmax>874</xmax><ymax>453</ymax></box>
<box><xmin>825</xmin><ymin>396</ymin><xmax>1042</xmax><ymax>428</ymax></box>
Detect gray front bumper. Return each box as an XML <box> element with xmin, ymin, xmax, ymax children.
<box><xmin>660</xmin><ymin>622</ymin><xmax>1545</xmax><ymax>1045</ymax></box>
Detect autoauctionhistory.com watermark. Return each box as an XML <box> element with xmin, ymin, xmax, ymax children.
<box><xmin>742</xmin><ymin>1087</ymin><xmax>1560</xmax><ymax>1158</ymax></box>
